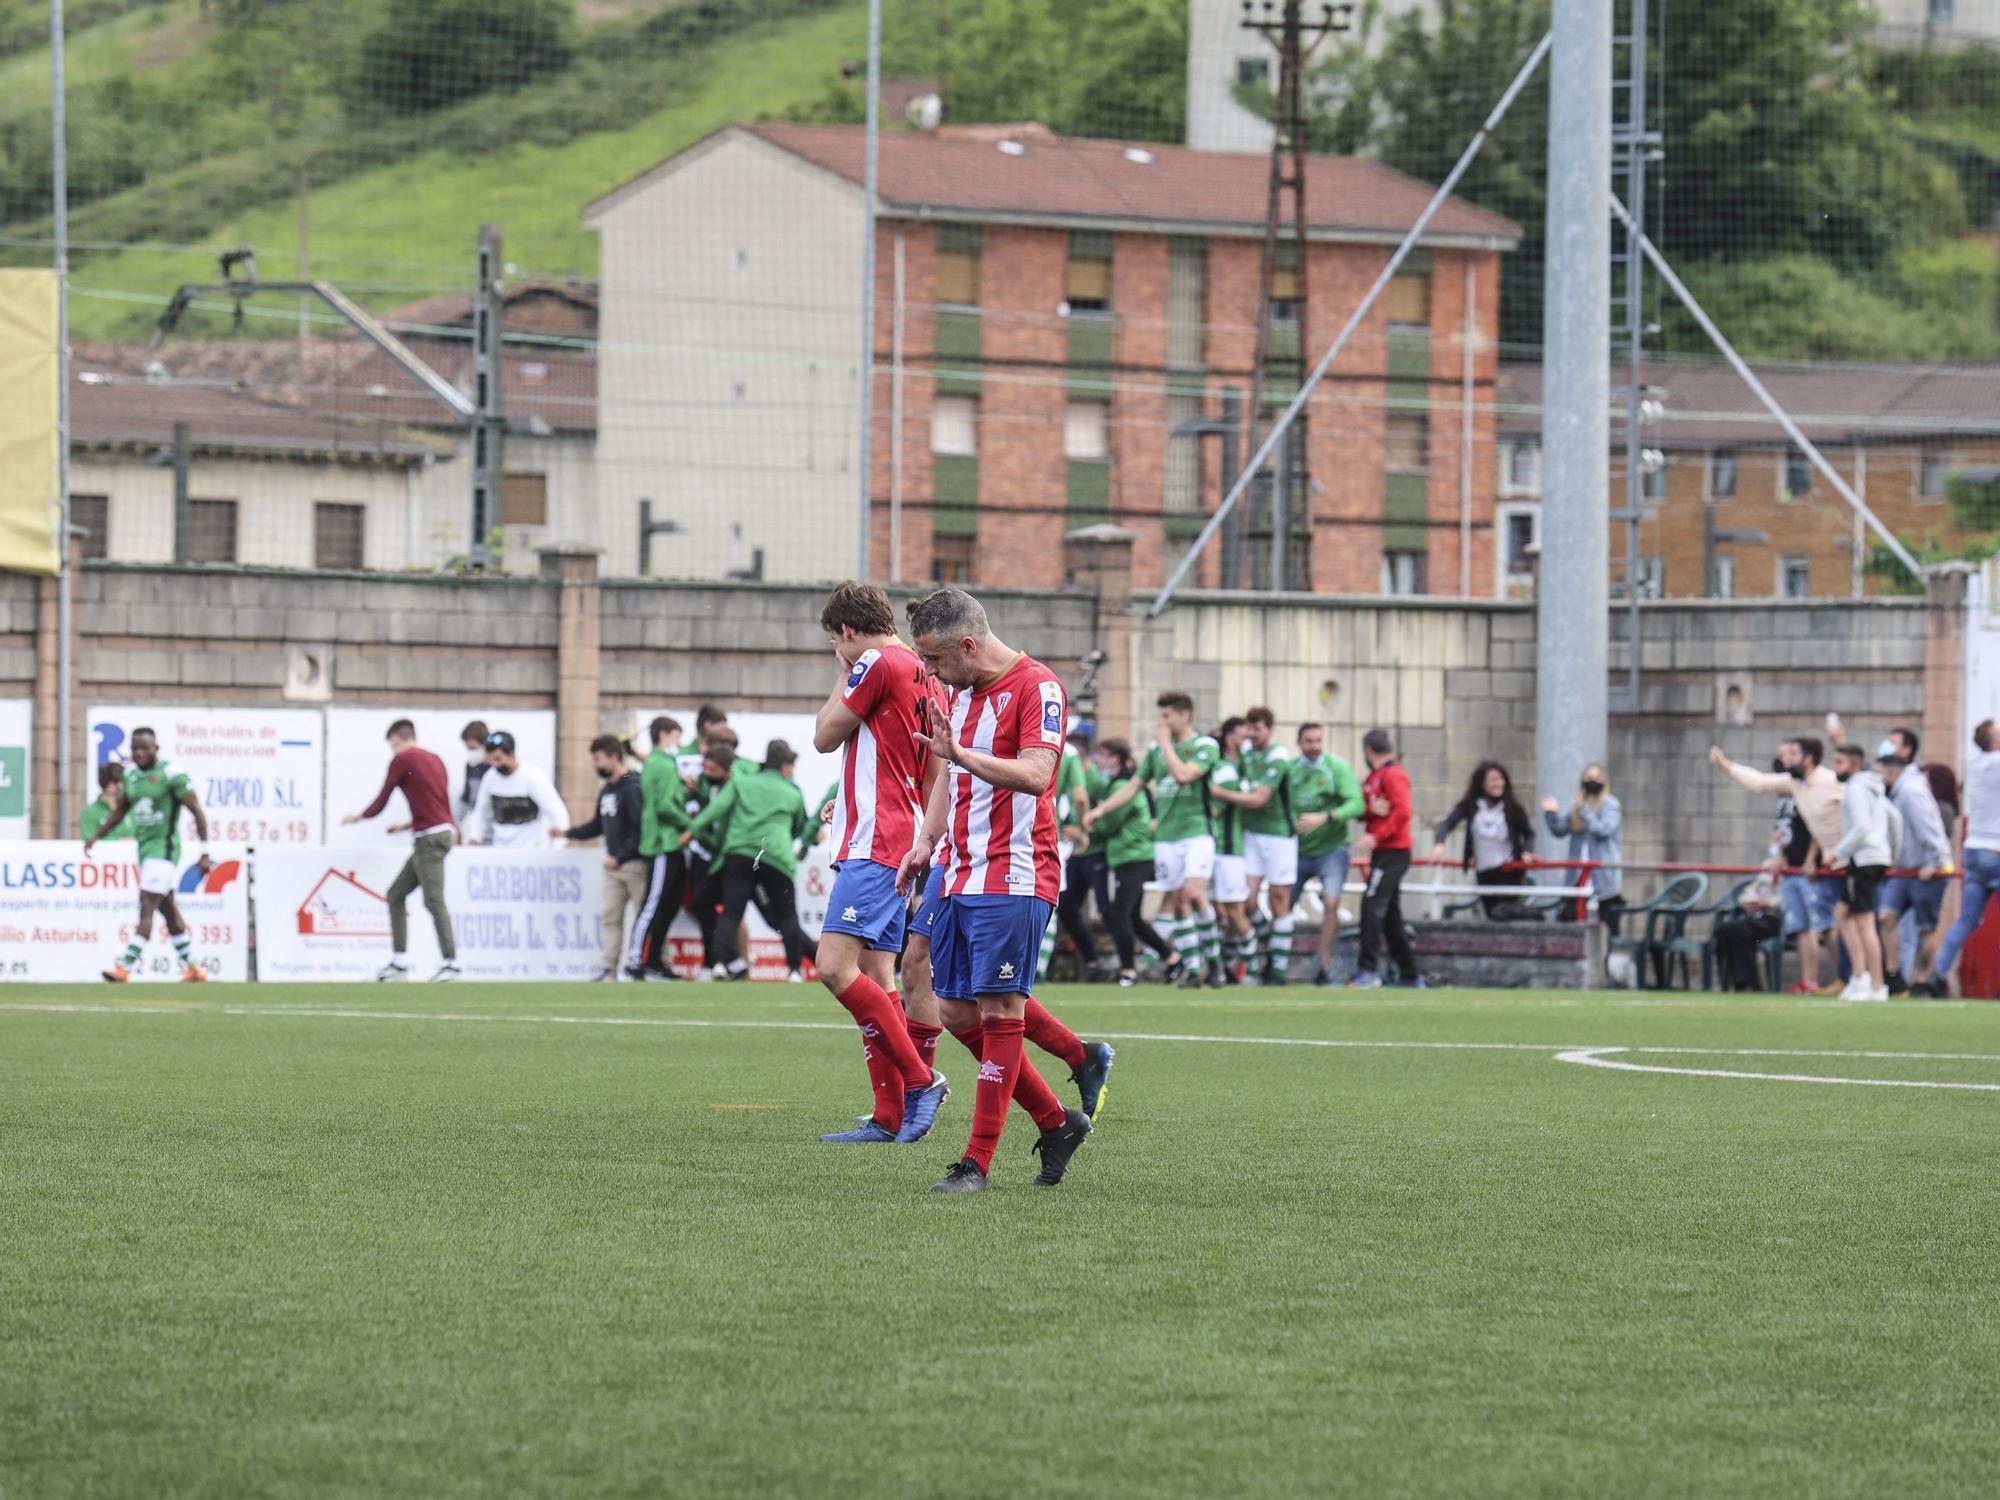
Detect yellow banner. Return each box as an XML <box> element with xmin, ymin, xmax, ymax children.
<box><xmin>0</xmin><ymin>269</ymin><xmax>60</xmax><ymax>576</ymax></box>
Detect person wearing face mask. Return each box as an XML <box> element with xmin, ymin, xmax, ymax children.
<box><xmin>559</xmin><ymin>735</ymin><xmax>649</xmax><ymax>981</ymax></box>
<box><xmin>1711</xmin><ymin>735</ymin><xmax>1845</xmax><ymax>987</ymax></box>
<box><xmin>1826</xmin><ymin>744</ymin><xmax>1900</xmax><ymax>1001</ymax></box>
<box><xmin>1538</xmin><ymin>763</ymin><xmax>1624</xmax><ymax>934</ymax></box>
<box><xmin>457</xmin><ymin>719</ymin><xmax>493</xmax><ymax>822</ymax></box>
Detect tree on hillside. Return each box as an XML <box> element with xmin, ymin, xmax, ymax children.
<box><xmin>358</xmin><ymin>0</ymin><xmax>575</xmax><ymax>115</ymax></box>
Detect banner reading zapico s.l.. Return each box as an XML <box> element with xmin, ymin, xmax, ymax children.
<box><xmin>91</xmin><ymin>706</ymin><xmax>323</xmax><ymax>846</ymax></box>
<box><xmin>253</xmin><ymin>844</ymin><xmax>607</xmax><ymax>981</ymax></box>
<box><xmin>0</xmin><ymin>841</ymin><xmax>250</xmax><ymax>981</ymax></box>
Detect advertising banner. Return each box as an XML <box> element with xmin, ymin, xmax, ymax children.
<box><xmin>90</xmin><ymin>706</ymin><xmax>323</xmax><ymax>847</ymax></box>
<box><xmin>324</xmin><ymin>708</ymin><xmax>557</xmax><ymax>847</ymax></box>
<box><xmin>0</xmin><ymin>699</ymin><xmax>29</xmax><ymax>841</ymax></box>
<box><xmin>254</xmin><ymin>844</ymin><xmax>607</xmax><ymax>981</ymax></box>
<box><xmin>0</xmin><ymin>840</ymin><xmax>250</xmax><ymax>981</ymax></box>
<box><xmin>0</xmin><ymin>269</ymin><xmax>60</xmax><ymax>576</ymax></box>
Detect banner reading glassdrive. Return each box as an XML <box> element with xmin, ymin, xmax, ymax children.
<box><xmin>0</xmin><ymin>841</ymin><xmax>250</xmax><ymax>981</ymax></box>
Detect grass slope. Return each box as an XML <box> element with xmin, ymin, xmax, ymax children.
<box><xmin>5</xmin><ymin>983</ymin><xmax>2000</xmax><ymax>1498</ymax></box>
<box><xmin>59</xmin><ymin>2</ymin><xmax>862</xmax><ymax>339</ymax></box>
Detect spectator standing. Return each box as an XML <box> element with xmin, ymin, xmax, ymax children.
<box><xmin>342</xmin><ymin>718</ymin><xmax>460</xmax><ymax>982</ymax></box>
<box><xmin>1431</xmin><ymin>761</ymin><xmax>1535</xmax><ymax>917</ymax></box>
<box><xmin>466</xmin><ymin>731</ymin><xmax>570</xmax><ymax>847</ymax></box>
<box><xmin>630</xmin><ymin>716</ymin><xmax>690</xmax><ymax>981</ymax></box>
<box><xmin>456</xmin><ymin>719</ymin><xmax>491</xmax><ymax>823</ymax></box>
<box><xmin>79</xmin><ymin>761</ymin><xmax>132</xmax><ymax>841</ymax></box>
<box><xmin>1828</xmin><ymin>743</ymin><xmax>1898</xmax><ymax>1002</ymax></box>
<box><xmin>1539</xmin><ymin>763</ymin><xmax>1625</xmax><ymax>934</ymax></box>
<box><xmin>1091</xmin><ymin>738</ymin><xmax>1173</xmax><ymax>985</ymax></box>
<box><xmin>1710</xmin><ymin>737</ymin><xmax>1844</xmax><ymax>987</ymax></box>
<box><xmin>1290</xmin><ymin>722</ymin><xmax>1366</xmax><ymax>986</ymax></box>
<box><xmin>1877</xmin><ymin>744</ymin><xmax>1952</xmax><ymax>996</ymax></box>
<box><xmin>1933</xmin><ymin>719</ymin><xmax>2000</xmax><ymax>997</ymax></box>
<box><xmin>682</xmin><ymin>739</ymin><xmax>812</xmax><ymax>982</ymax></box>
<box><xmin>1714</xmin><ymin>866</ymin><xmax>1784</xmax><ymax>991</ymax></box>
<box><xmin>1350</xmin><ymin>728</ymin><xmax>1423</xmax><ymax>989</ymax></box>
<box><xmin>561</xmin><ymin>735</ymin><xmax>648</xmax><ymax>982</ymax></box>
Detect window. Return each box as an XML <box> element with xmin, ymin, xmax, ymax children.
<box><xmin>1066</xmin><ymin>231</ymin><xmax>1113</xmax><ymax>314</ymax></box>
<box><xmin>1166</xmin><ymin>238</ymin><xmax>1205</xmax><ymax>370</ymax></box>
<box><xmin>1236</xmin><ymin>55</ymin><xmax>1269</xmax><ymax>88</ymax></box>
<box><xmin>1784</xmin><ymin>448</ymin><xmax>1812</xmax><ymax>498</ymax></box>
<box><xmin>1920</xmin><ymin>451</ymin><xmax>1952</xmax><ymax>498</ymax></box>
<box><xmin>1643</xmin><ymin>456</ymin><xmax>1669</xmax><ymax>499</ymax></box>
<box><xmin>186</xmin><ymin>500</ymin><xmax>237</xmax><ymax>565</ymax></box>
<box><xmin>1502</xmin><ymin>508</ymin><xmax>1538</xmax><ymax>582</ymax></box>
<box><xmin>1270</xmin><ymin>242</ymin><xmax>1301</xmax><ymax>326</ymax></box>
<box><xmin>935</xmin><ymin>223</ymin><xmax>982</xmax><ymax>306</ymax></box>
<box><xmin>1385</xmin><ymin>413</ymin><xmax>1428</xmax><ymax>474</ymax></box>
<box><xmin>1383</xmin><ymin>272</ymin><xmax>1430</xmax><ymax>329</ymax></box>
<box><xmin>1709</xmin><ymin>450</ymin><xmax>1738</xmax><ymax>500</ymax></box>
<box><xmin>931</xmin><ymin>395</ymin><xmax>977</xmax><ymax>456</ymax></box>
<box><xmin>1064</xmin><ymin>401</ymin><xmax>1108</xmax><ymax>460</ymax></box>
<box><xmin>1780</xmin><ymin>554</ymin><xmax>1811</xmax><ymax>599</ymax></box>
<box><xmin>1631</xmin><ymin>555</ymin><xmax>1663</xmax><ymax>599</ymax></box>
<box><xmin>1504</xmin><ymin>441</ymin><xmax>1540</xmax><ymax>495</ymax></box>
<box><xmin>501</xmin><ymin>473</ymin><xmax>548</xmax><ymax>527</ymax></box>
<box><xmin>1381</xmin><ymin>550</ymin><xmax>1426</xmax><ymax>596</ymax></box>
<box><xmin>1712</xmin><ymin>554</ymin><xmax>1736</xmax><ymax>599</ymax></box>
<box><xmin>313</xmin><ymin>503</ymin><xmax>364</xmax><ymax>571</ymax></box>
<box><xmin>71</xmin><ymin>494</ymin><xmax>108</xmax><ymax>560</ymax></box>
<box><xmin>1164</xmin><ymin>392</ymin><xmax>1202</xmax><ymax>515</ymax></box>
<box><xmin>1930</xmin><ymin>0</ymin><xmax>1955</xmax><ymax>25</ymax></box>
<box><xmin>932</xmin><ymin>534</ymin><xmax>973</xmax><ymax>583</ymax></box>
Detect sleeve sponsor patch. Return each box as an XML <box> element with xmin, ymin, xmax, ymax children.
<box><xmin>845</xmin><ymin>649</ymin><xmax>878</xmax><ymax>694</ymax></box>
<box><xmin>1037</xmin><ymin>680</ymin><xmax>1066</xmax><ymax>746</ymax></box>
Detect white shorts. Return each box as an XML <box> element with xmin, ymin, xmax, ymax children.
<box><xmin>138</xmin><ymin>857</ymin><xmax>178</xmax><ymax>896</ymax></box>
<box><xmin>1212</xmin><ymin>853</ymin><xmax>1249</xmax><ymax>904</ymax></box>
<box><xmin>1154</xmin><ymin>834</ymin><xmax>1216</xmax><ymax>893</ymax></box>
<box><xmin>1243</xmin><ymin>832</ymin><xmax>1298</xmax><ymax>887</ymax></box>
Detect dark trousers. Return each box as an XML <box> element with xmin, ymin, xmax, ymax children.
<box><xmin>688</xmin><ymin>852</ymin><xmax>721</xmax><ymax>963</ymax></box>
<box><xmin>1359</xmin><ymin>846</ymin><xmax>1418</xmax><ymax>979</ymax></box>
<box><xmin>1109</xmin><ymin>859</ymin><xmax>1174</xmax><ymax>971</ymax></box>
<box><xmin>712</xmin><ymin>854</ymin><xmax>810</xmax><ymax>972</ymax></box>
<box><xmin>1475</xmin><ymin>865</ymin><xmax>1515</xmax><ymax>917</ymax></box>
<box><xmin>1715</xmin><ymin>908</ymin><xmax>1782</xmax><ymax>990</ymax></box>
<box><xmin>1057</xmin><ymin>850</ymin><xmax>1111</xmax><ymax>965</ymax></box>
<box><xmin>634</xmin><ymin>851</ymin><xmax>686</xmax><ymax>973</ymax></box>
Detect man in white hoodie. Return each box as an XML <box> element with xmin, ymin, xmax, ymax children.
<box><xmin>466</xmin><ymin>730</ymin><xmax>571</xmax><ymax>848</ymax></box>
<box><xmin>1827</xmin><ymin>743</ymin><xmax>1898</xmax><ymax>1001</ymax></box>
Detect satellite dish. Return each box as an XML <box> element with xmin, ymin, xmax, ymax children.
<box><xmin>905</xmin><ymin>93</ymin><xmax>943</xmax><ymax>131</ymax></box>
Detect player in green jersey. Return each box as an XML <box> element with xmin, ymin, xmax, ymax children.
<box><xmin>83</xmin><ymin>727</ymin><xmax>213</xmax><ymax>983</ymax></box>
<box><xmin>78</xmin><ymin>761</ymin><xmax>133</xmax><ymax>842</ymax></box>
<box><xmin>1206</xmin><ymin>716</ymin><xmax>1259</xmax><ymax>982</ymax></box>
<box><xmin>1236</xmin><ymin>706</ymin><xmax>1300</xmax><ymax>984</ymax></box>
<box><xmin>1087</xmin><ymin>691</ymin><xmax>1223</xmax><ymax>988</ymax></box>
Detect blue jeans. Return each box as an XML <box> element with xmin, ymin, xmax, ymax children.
<box><xmin>1936</xmin><ymin>848</ymin><xmax>2000</xmax><ymax>977</ymax></box>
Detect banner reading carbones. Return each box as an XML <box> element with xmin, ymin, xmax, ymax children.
<box><xmin>0</xmin><ymin>841</ymin><xmax>250</xmax><ymax>981</ymax></box>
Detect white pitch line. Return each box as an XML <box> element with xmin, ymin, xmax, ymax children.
<box><xmin>1554</xmin><ymin>1047</ymin><xmax>2000</xmax><ymax>1093</ymax></box>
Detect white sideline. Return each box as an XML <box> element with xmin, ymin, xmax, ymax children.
<box><xmin>1554</xmin><ymin>1047</ymin><xmax>2000</xmax><ymax>1093</ymax></box>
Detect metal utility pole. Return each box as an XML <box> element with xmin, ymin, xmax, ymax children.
<box><xmin>1534</xmin><ymin>0</ymin><xmax>1611</xmax><ymax>835</ymax></box>
<box><xmin>52</xmin><ymin>0</ymin><xmax>72</xmax><ymax>833</ymax></box>
<box><xmin>469</xmin><ymin>223</ymin><xmax>505</xmax><ymax>571</ymax></box>
<box><xmin>1175</xmin><ymin>388</ymin><xmax>1245</xmax><ymax>579</ymax></box>
<box><xmin>170</xmin><ymin>422</ymin><xmax>190</xmax><ymax>564</ymax></box>
<box><xmin>855</xmin><ymin>0</ymin><xmax>882</xmax><ymax>582</ymax></box>
<box><xmin>1238</xmin><ymin>1</ymin><xmax>1350</xmax><ymax>592</ymax></box>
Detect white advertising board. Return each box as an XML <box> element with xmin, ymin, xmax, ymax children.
<box><xmin>90</xmin><ymin>705</ymin><xmax>323</xmax><ymax>846</ymax></box>
<box><xmin>254</xmin><ymin>844</ymin><xmax>607</xmax><ymax>981</ymax></box>
<box><xmin>323</xmin><ymin>708</ymin><xmax>558</xmax><ymax>846</ymax></box>
<box><xmin>0</xmin><ymin>841</ymin><xmax>251</xmax><ymax>981</ymax></box>
<box><xmin>0</xmin><ymin>699</ymin><xmax>29</xmax><ymax>841</ymax></box>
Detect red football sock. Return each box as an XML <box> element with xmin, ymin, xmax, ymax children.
<box><xmin>1011</xmin><ymin>1053</ymin><xmax>1069</xmax><ymax>1133</ymax></box>
<box><xmin>906</xmin><ymin>1018</ymin><xmax>943</xmax><ymax>1070</ymax></box>
<box><xmin>836</xmin><ymin>974</ymin><xmax>931</xmax><ymax>1091</ymax></box>
<box><xmin>964</xmin><ymin>1016</ymin><xmax>1026</xmax><ymax>1172</ymax></box>
<box><xmin>950</xmin><ymin>1025</ymin><xmax>984</xmax><ymax>1061</ymax></box>
<box><xmin>1025</xmin><ymin>998</ymin><xmax>1087</xmax><ymax>1071</ymax></box>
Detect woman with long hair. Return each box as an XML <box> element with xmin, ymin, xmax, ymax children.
<box><xmin>1540</xmin><ymin>762</ymin><xmax>1625</xmax><ymax>935</ymax></box>
<box><xmin>1431</xmin><ymin>760</ymin><xmax>1536</xmax><ymax>916</ymax></box>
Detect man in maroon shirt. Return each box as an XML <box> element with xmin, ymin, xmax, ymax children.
<box><xmin>1350</xmin><ymin>727</ymin><xmax>1424</xmax><ymax>989</ymax></box>
<box><xmin>341</xmin><ymin>718</ymin><xmax>460</xmax><ymax>982</ymax></box>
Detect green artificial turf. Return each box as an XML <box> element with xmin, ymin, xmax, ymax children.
<box><xmin>5</xmin><ymin>984</ymin><xmax>2000</xmax><ymax>1498</ymax></box>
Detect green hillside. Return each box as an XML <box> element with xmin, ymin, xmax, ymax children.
<box><xmin>0</xmin><ymin>0</ymin><xmax>865</xmax><ymax>338</ymax></box>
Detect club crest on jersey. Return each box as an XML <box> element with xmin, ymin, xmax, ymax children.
<box><xmin>997</xmin><ymin>692</ymin><xmax>1012</xmax><ymax>711</ymax></box>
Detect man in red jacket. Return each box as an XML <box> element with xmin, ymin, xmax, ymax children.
<box><xmin>342</xmin><ymin>718</ymin><xmax>461</xmax><ymax>982</ymax></box>
<box><xmin>1350</xmin><ymin>727</ymin><xmax>1425</xmax><ymax>989</ymax></box>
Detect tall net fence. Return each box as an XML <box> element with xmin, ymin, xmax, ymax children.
<box><xmin>3</xmin><ymin>0</ymin><xmax>1996</xmax><ymax>595</ymax></box>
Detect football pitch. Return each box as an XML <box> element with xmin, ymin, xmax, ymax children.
<box><xmin>6</xmin><ymin>985</ymin><xmax>2000</xmax><ymax>1499</ymax></box>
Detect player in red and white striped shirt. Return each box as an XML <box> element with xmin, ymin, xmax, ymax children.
<box><xmin>898</xmin><ymin>587</ymin><xmax>1104</xmax><ymax>1193</ymax></box>
<box><xmin>810</xmin><ymin>582</ymin><xmax>949</xmax><ymax>1146</ymax></box>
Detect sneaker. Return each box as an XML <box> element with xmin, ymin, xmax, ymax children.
<box><xmin>430</xmin><ymin>964</ymin><xmax>460</xmax><ymax>983</ymax></box>
<box><xmin>1398</xmin><ymin>976</ymin><xmax>1430</xmax><ymax>989</ymax></box>
<box><xmin>1206</xmin><ymin>967</ymin><xmax>1227</xmax><ymax>989</ymax></box>
<box><xmin>1312</xmin><ymin>966</ymin><xmax>1334</xmax><ymax>988</ymax></box>
<box><xmin>710</xmin><ymin>963</ymin><xmax>730</xmax><ymax>982</ymax></box>
<box><xmin>1177</xmin><ymin>967</ymin><xmax>1205</xmax><ymax>990</ymax></box>
<box><xmin>787</xmin><ymin>968</ymin><xmax>806</xmax><ymax>984</ymax></box>
<box><xmin>1839</xmin><ymin>972</ymin><xmax>1870</xmax><ymax>1001</ymax></box>
<box><xmin>1886</xmin><ymin>971</ymin><xmax>1909</xmax><ymax>997</ymax></box>
<box><xmin>1117</xmin><ymin>971</ymin><xmax>1137</xmax><ymax>988</ymax></box>
<box><xmin>894</xmin><ymin>1070</ymin><xmax>951</xmax><ymax>1144</ymax></box>
<box><xmin>590</xmin><ymin>968</ymin><xmax>615</xmax><ymax>982</ymax></box>
<box><xmin>1348</xmin><ymin>970</ymin><xmax>1384</xmax><ymax>990</ymax></box>
<box><xmin>1261</xmin><ymin>963</ymin><xmax>1286</xmax><ymax>988</ymax></box>
<box><xmin>930</xmin><ymin>1158</ymin><xmax>990</xmax><ymax>1194</ymax></box>
<box><xmin>1030</xmin><ymin>1107</ymin><xmax>1093</xmax><ymax>1187</ymax></box>
<box><xmin>376</xmin><ymin>962</ymin><xmax>408</xmax><ymax>983</ymax></box>
<box><xmin>641</xmin><ymin>967</ymin><xmax>682</xmax><ymax>982</ymax></box>
<box><xmin>1070</xmin><ymin>1041</ymin><xmax>1115</xmax><ymax>1120</ymax></box>
<box><xmin>181</xmin><ymin>965</ymin><xmax>208</xmax><ymax>984</ymax></box>
<box><xmin>102</xmin><ymin>964</ymin><xmax>130</xmax><ymax>984</ymax></box>
<box><xmin>1865</xmin><ymin>984</ymin><xmax>1891</xmax><ymax>1002</ymax></box>
<box><xmin>820</xmin><ymin>1120</ymin><xmax>897</xmax><ymax>1143</ymax></box>
<box><xmin>1786</xmin><ymin>980</ymin><xmax>1819</xmax><ymax>996</ymax></box>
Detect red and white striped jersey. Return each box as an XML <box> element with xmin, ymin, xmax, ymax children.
<box><xmin>941</xmin><ymin>653</ymin><xmax>1068</xmax><ymax>902</ymax></box>
<box><xmin>830</xmin><ymin>643</ymin><xmax>930</xmax><ymax>869</ymax></box>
